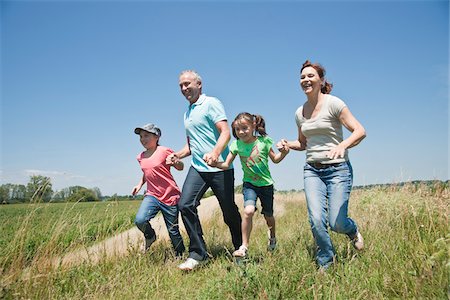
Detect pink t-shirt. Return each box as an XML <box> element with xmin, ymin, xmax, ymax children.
<box><xmin>137</xmin><ymin>146</ymin><xmax>181</xmax><ymax>206</ymax></box>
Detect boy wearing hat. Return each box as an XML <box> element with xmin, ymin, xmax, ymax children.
<box><xmin>132</xmin><ymin>123</ymin><xmax>185</xmax><ymax>256</ymax></box>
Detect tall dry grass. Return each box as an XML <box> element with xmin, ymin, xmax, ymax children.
<box><xmin>0</xmin><ymin>182</ymin><xmax>448</xmax><ymax>299</ymax></box>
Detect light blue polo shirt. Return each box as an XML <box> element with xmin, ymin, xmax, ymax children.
<box><xmin>184</xmin><ymin>94</ymin><xmax>232</xmax><ymax>172</ymax></box>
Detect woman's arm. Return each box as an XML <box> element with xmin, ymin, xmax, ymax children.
<box><xmin>278</xmin><ymin>126</ymin><xmax>306</xmax><ymax>151</ymax></box>
<box><xmin>327</xmin><ymin>107</ymin><xmax>366</xmax><ymax>159</ymax></box>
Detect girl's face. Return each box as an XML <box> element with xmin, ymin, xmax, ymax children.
<box><xmin>139</xmin><ymin>131</ymin><xmax>158</xmax><ymax>150</ymax></box>
<box><xmin>300</xmin><ymin>66</ymin><xmax>323</xmax><ymax>95</ymax></box>
<box><xmin>234</xmin><ymin>118</ymin><xmax>256</xmax><ymax>143</ymax></box>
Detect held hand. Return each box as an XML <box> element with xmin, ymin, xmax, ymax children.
<box><xmin>276</xmin><ymin>139</ymin><xmax>288</xmax><ymax>150</ymax></box>
<box><xmin>166</xmin><ymin>153</ymin><xmax>179</xmax><ymax>165</ymax></box>
<box><xmin>276</xmin><ymin>139</ymin><xmax>289</xmax><ymax>153</ymax></box>
<box><xmin>276</xmin><ymin>141</ymin><xmax>284</xmax><ymax>151</ymax></box>
<box><xmin>280</xmin><ymin>144</ymin><xmax>290</xmax><ymax>154</ymax></box>
<box><xmin>326</xmin><ymin>145</ymin><xmax>346</xmax><ymax>160</ymax></box>
<box><xmin>203</xmin><ymin>152</ymin><xmax>219</xmax><ymax>166</ymax></box>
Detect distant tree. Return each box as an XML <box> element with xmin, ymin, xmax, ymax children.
<box><xmin>0</xmin><ymin>185</ymin><xmax>9</xmax><ymax>204</ymax></box>
<box><xmin>26</xmin><ymin>175</ymin><xmax>53</xmax><ymax>202</ymax></box>
<box><xmin>91</xmin><ymin>187</ymin><xmax>102</xmax><ymax>199</ymax></box>
<box><xmin>0</xmin><ymin>183</ymin><xmax>27</xmax><ymax>203</ymax></box>
<box><xmin>66</xmin><ymin>187</ymin><xmax>99</xmax><ymax>202</ymax></box>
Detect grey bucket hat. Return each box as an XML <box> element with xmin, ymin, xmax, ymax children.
<box><xmin>134</xmin><ymin>123</ymin><xmax>161</xmax><ymax>136</ymax></box>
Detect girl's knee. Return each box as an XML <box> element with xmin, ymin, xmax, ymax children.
<box><xmin>244</xmin><ymin>207</ymin><xmax>255</xmax><ymax>218</ymax></box>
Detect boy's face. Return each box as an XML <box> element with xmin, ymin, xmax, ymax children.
<box><xmin>139</xmin><ymin>131</ymin><xmax>158</xmax><ymax>149</ymax></box>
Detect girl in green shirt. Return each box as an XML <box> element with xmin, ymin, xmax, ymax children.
<box><xmin>215</xmin><ymin>112</ymin><xmax>289</xmax><ymax>257</ymax></box>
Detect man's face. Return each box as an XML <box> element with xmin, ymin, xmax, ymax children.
<box><xmin>179</xmin><ymin>72</ymin><xmax>202</xmax><ymax>104</ymax></box>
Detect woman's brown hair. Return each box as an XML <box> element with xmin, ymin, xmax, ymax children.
<box><xmin>301</xmin><ymin>60</ymin><xmax>333</xmax><ymax>94</ymax></box>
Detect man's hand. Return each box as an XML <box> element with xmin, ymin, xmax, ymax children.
<box><xmin>203</xmin><ymin>152</ymin><xmax>219</xmax><ymax>166</ymax></box>
<box><xmin>166</xmin><ymin>153</ymin><xmax>180</xmax><ymax>166</ymax></box>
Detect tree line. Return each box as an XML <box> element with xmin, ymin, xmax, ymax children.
<box><xmin>0</xmin><ymin>175</ymin><xmax>134</xmax><ymax>204</ymax></box>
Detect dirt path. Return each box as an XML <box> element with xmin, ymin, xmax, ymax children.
<box><xmin>52</xmin><ymin>193</ymin><xmax>294</xmax><ymax>268</ymax></box>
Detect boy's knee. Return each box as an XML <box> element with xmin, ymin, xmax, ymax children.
<box><xmin>135</xmin><ymin>216</ymin><xmax>146</xmax><ymax>226</ymax></box>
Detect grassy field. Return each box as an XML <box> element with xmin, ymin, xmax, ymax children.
<box><xmin>0</xmin><ymin>200</ymin><xmax>139</xmax><ymax>269</ymax></box>
<box><xmin>0</xmin><ymin>182</ymin><xmax>448</xmax><ymax>299</ymax></box>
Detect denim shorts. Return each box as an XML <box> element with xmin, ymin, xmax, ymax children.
<box><xmin>242</xmin><ymin>182</ymin><xmax>274</xmax><ymax>217</ymax></box>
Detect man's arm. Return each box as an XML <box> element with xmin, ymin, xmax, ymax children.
<box><xmin>203</xmin><ymin>120</ymin><xmax>230</xmax><ymax>166</ymax></box>
<box><xmin>166</xmin><ymin>143</ymin><xmax>191</xmax><ymax>166</ymax></box>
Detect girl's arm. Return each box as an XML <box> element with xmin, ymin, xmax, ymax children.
<box><xmin>327</xmin><ymin>107</ymin><xmax>366</xmax><ymax>160</ymax></box>
<box><xmin>215</xmin><ymin>152</ymin><xmax>237</xmax><ymax>170</ymax></box>
<box><xmin>132</xmin><ymin>175</ymin><xmax>145</xmax><ymax>195</ymax></box>
<box><xmin>269</xmin><ymin>147</ymin><xmax>289</xmax><ymax>164</ymax></box>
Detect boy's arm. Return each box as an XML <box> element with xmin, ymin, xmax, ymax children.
<box><xmin>172</xmin><ymin>160</ymin><xmax>184</xmax><ymax>171</ymax></box>
<box><xmin>132</xmin><ymin>175</ymin><xmax>145</xmax><ymax>195</ymax></box>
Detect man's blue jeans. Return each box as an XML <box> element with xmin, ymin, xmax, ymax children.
<box><xmin>135</xmin><ymin>195</ymin><xmax>185</xmax><ymax>256</ymax></box>
<box><xmin>303</xmin><ymin>161</ymin><xmax>358</xmax><ymax>267</ymax></box>
<box><xmin>178</xmin><ymin>167</ymin><xmax>242</xmax><ymax>261</ymax></box>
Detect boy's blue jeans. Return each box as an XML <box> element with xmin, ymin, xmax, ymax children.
<box><xmin>135</xmin><ymin>195</ymin><xmax>185</xmax><ymax>256</ymax></box>
<box><xmin>303</xmin><ymin>161</ymin><xmax>358</xmax><ymax>267</ymax></box>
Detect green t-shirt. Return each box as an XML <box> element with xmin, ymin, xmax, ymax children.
<box><xmin>229</xmin><ymin>136</ymin><xmax>274</xmax><ymax>187</ymax></box>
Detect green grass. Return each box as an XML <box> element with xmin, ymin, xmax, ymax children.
<box><xmin>0</xmin><ymin>183</ymin><xmax>448</xmax><ymax>299</ymax></box>
<box><xmin>0</xmin><ymin>200</ymin><xmax>139</xmax><ymax>270</ymax></box>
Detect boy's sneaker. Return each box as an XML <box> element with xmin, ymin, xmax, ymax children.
<box><xmin>232</xmin><ymin>245</ymin><xmax>248</xmax><ymax>257</ymax></box>
<box><xmin>351</xmin><ymin>231</ymin><xmax>364</xmax><ymax>251</ymax></box>
<box><xmin>267</xmin><ymin>232</ymin><xmax>277</xmax><ymax>251</ymax></box>
<box><xmin>178</xmin><ymin>257</ymin><xmax>207</xmax><ymax>271</ymax></box>
<box><xmin>144</xmin><ymin>235</ymin><xmax>156</xmax><ymax>252</ymax></box>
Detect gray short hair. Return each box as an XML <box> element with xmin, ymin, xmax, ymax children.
<box><xmin>179</xmin><ymin>70</ymin><xmax>202</xmax><ymax>83</ymax></box>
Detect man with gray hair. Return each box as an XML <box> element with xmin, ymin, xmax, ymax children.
<box><xmin>167</xmin><ymin>70</ymin><xmax>242</xmax><ymax>271</ymax></box>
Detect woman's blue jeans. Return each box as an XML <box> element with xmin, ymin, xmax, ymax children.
<box><xmin>135</xmin><ymin>195</ymin><xmax>185</xmax><ymax>256</ymax></box>
<box><xmin>303</xmin><ymin>161</ymin><xmax>358</xmax><ymax>267</ymax></box>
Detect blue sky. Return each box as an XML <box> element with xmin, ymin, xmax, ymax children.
<box><xmin>1</xmin><ymin>0</ymin><xmax>448</xmax><ymax>196</ymax></box>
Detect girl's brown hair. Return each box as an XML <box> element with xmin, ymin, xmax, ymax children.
<box><xmin>301</xmin><ymin>60</ymin><xmax>333</xmax><ymax>94</ymax></box>
<box><xmin>231</xmin><ymin>112</ymin><xmax>267</xmax><ymax>139</ymax></box>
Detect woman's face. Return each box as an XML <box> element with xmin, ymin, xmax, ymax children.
<box><xmin>300</xmin><ymin>66</ymin><xmax>323</xmax><ymax>95</ymax></box>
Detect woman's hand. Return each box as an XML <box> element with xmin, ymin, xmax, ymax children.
<box><xmin>326</xmin><ymin>144</ymin><xmax>346</xmax><ymax>160</ymax></box>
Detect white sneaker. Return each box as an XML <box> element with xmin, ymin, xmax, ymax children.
<box><xmin>351</xmin><ymin>231</ymin><xmax>364</xmax><ymax>251</ymax></box>
<box><xmin>267</xmin><ymin>231</ymin><xmax>277</xmax><ymax>251</ymax></box>
<box><xmin>177</xmin><ymin>257</ymin><xmax>206</xmax><ymax>271</ymax></box>
<box><xmin>232</xmin><ymin>245</ymin><xmax>248</xmax><ymax>257</ymax></box>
